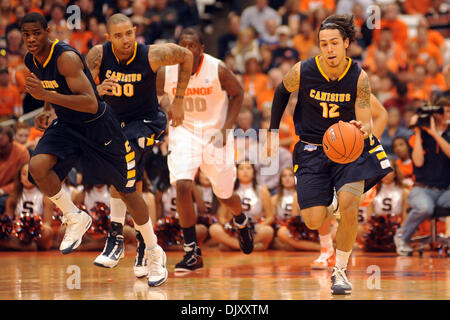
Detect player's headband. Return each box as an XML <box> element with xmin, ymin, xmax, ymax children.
<box><xmin>319</xmin><ymin>22</ymin><xmax>348</xmax><ymax>39</ymax></box>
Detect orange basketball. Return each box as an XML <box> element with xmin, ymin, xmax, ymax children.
<box><xmin>322</xmin><ymin>121</ymin><xmax>364</xmax><ymax>164</ymax></box>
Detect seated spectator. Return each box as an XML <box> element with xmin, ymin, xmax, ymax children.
<box><xmin>406</xmin><ymin>41</ymin><xmax>426</xmax><ymax>74</ymax></box>
<box><xmin>209</xmin><ymin>161</ymin><xmax>275</xmax><ymax>251</ymax></box>
<box><xmin>292</xmin><ymin>17</ymin><xmax>316</xmax><ymax>61</ymax></box>
<box><xmin>13</xmin><ymin>121</ymin><xmax>37</xmax><ymax>154</ymax></box>
<box><xmin>394</xmin><ymin>99</ymin><xmax>450</xmax><ymax>256</ymax></box>
<box><xmin>69</xmin><ymin>16</ymin><xmax>93</xmax><ymax>56</ymax></box>
<box><xmin>425</xmin><ymin>0</ymin><xmax>450</xmax><ymax>39</ymax></box>
<box><xmin>414</xmin><ymin>17</ymin><xmax>446</xmax><ymax>54</ymax></box>
<box><xmin>259</xmin><ymin>18</ymin><xmax>279</xmax><ymax>49</ymax></box>
<box><xmin>48</xmin><ymin>3</ymin><xmax>71</xmax><ymax>43</ymax></box>
<box><xmin>87</xmin><ymin>22</ymin><xmax>108</xmax><ymax>49</ymax></box>
<box><xmin>217</xmin><ymin>13</ymin><xmax>240</xmax><ymax>60</ymax></box>
<box><xmin>392</xmin><ymin>136</ymin><xmax>415</xmax><ymax>187</ymax></box>
<box><xmin>259</xmin><ymin>44</ymin><xmax>274</xmax><ymax>73</ymax></box>
<box><xmin>231</xmin><ymin>27</ymin><xmax>260</xmax><ymax>74</ymax></box>
<box><xmin>243</xmin><ymin>55</ymin><xmax>270</xmax><ymax>108</ymax></box>
<box><xmin>377</xmin><ymin>74</ymin><xmax>397</xmax><ymax>104</ymax></box>
<box><xmin>0</xmin><ymin>67</ymin><xmax>21</xmax><ymax>120</ymax></box>
<box><xmin>5</xmin><ymin>28</ymin><xmax>23</xmax><ymax>68</ymax></box>
<box><xmin>425</xmin><ymin>57</ymin><xmax>447</xmax><ymax>93</ymax></box>
<box><xmin>0</xmin><ymin>126</ymin><xmax>30</xmax><ymax>214</ymax></box>
<box><xmin>372</xmin><ymin>3</ymin><xmax>408</xmax><ymax>49</ymax></box>
<box><xmin>240</xmin><ymin>0</ymin><xmax>281</xmax><ymax>40</ymax></box>
<box><xmin>384</xmin><ymin>82</ymin><xmax>413</xmax><ymax>117</ymax></box>
<box><xmin>415</xmin><ymin>24</ymin><xmax>443</xmax><ymax>67</ymax></box>
<box><xmin>299</xmin><ymin>0</ymin><xmax>336</xmax><ymax>14</ymax></box>
<box><xmin>145</xmin><ymin>0</ymin><xmax>178</xmax><ymax>43</ymax></box>
<box><xmin>273</xmin><ymin>167</ymin><xmax>321</xmax><ymax>251</ymax></box>
<box><xmin>404</xmin><ymin>0</ymin><xmax>432</xmax><ymax>15</ymax></box>
<box><xmin>407</xmin><ymin>65</ymin><xmax>431</xmax><ymax>101</ymax></box>
<box><xmin>0</xmin><ymin>48</ymin><xmax>25</xmax><ymax>97</ymax></box>
<box><xmin>380</xmin><ymin>107</ymin><xmax>412</xmax><ymax>157</ymax></box>
<box><xmin>271</xmin><ymin>25</ymin><xmax>299</xmax><ymax>68</ymax></box>
<box><xmin>0</xmin><ymin>163</ymin><xmax>54</xmax><ymax>251</ymax></box>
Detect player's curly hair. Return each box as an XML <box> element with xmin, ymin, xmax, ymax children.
<box><xmin>319</xmin><ymin>14</ymin><xmax>356</xmax><ymax>44</ymax></box>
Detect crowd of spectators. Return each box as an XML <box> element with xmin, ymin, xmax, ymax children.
<box><xmin>0</xmin><ymin>0</ymin><xmax>449</xmax><ymax>254</ymax></box>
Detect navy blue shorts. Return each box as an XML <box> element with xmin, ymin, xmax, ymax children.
<box><xmin>29</xmin><ymin>104</ymin><xmax>137</xmax><ymax>193</ymax></box>
<box><xmin>119</xmin><ymin>109</ymin><xmax>166</xmax><ymax>181</ymax></box>
<box><xmin>293</xmin><ymin>135</ymin><xmax>393</xmax><ymax>209</ymax></box>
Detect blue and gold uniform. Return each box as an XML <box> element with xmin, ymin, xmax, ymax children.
<box><xmin>98</xmin><ymin>41</ymin><xmax>166</xmax><ymax>181</ymax></box>
<box><xmin>25</xmin><ymin>40</ymin><xmax>136</xmax><ymax>192</ymax></box>
<box><xmin>293</xmin><ymin>56</ymin><xmax>392</xmax><ymax>209</ymax></box>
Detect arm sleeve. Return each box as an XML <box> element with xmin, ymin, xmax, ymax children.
<box><xmin>269</xmin><ymin>82</ymin><xmax>291</xmax><ymax>130</ymax></box>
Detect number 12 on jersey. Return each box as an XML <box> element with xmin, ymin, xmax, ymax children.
<box><xmin>319</xmin><ymin>102</ymin><xmax>340</xmax><ymax>118</ymax></box>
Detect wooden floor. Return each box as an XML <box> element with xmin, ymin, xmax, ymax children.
<box><xmin>0</xmin><ymin>248</ymin><xmax>449</xmax><ymax>300</ymax></box>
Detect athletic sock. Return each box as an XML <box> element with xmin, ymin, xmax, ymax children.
<box><xmin>182</xmin><ymin>225</ymin><xmax>198</xmax><ymax>246</ymax></box>
<box><xmin>110</xmin><ymin>197</ymin><xmax>127</xmax><ymax>225</ymax></box>
<box><xmin>49</xmin><ymin>187</ymin><xmax>79</xmax><ymax>215</ymax></box>
<box><xmin>335</xmin><ymin>249</ymin><xmax>352</xmax><ymax>269</ymax></box>
<box><xmin>135</xmin><ymin>220</ymin><xmax>158</xmax><ymax>250</ymax></box>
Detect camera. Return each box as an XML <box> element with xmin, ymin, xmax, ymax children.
<box><xmin>409</xmin><ymin>104</ymin><xmax>444</xmax><ymax>128</ymax></box>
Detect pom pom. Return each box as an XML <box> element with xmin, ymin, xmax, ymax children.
<box><xmin>284</xmin><ymin>216</ymin><xmax>319</xmax><ymax>242</ymax></box>
<box><xmin>155</xmin><ymin>216</ymin><xmax>182</xmax><ymax>247</ymax></box>
<box><xmin>196</xmin><ymin>214</ymin><xmax>218</xmax><ymax>229</ymax></box>
<box><xmin>0</xmin><ymin>214</ymin><xmax>13</xmax><ymax>240</ymax></box>
<box><xmin>88</xmin><ymin>202</ymin><xmax>110</xmax><ymax>236</ymax></box>
<box><xmin>13</xmin><ymin>213</ymin><xmax>43</xmax><ymax>244</ymax></box>
<box><xmin>363</xmin><ymin>214</ymin><xmax>402</xmax><ymax>251</ymax></box>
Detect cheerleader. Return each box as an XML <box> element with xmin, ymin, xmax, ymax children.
<box><xmin>273</xmin><ymin>167</ymin><xmax>321</xmax><ymax>251</ymax></box>
<box><xmin>392</xmin><ymin>136</ymin><xmax>414</xmax><ymax>188</ymax></box>
<box><xmin>0</xmin><ymin>163</ymin><xmax>54</xmax><ymax>250</ymax></box>
<box><xmin>358</xmin><ymin>159</ymin><xmax>409</xmax><ymax>251</ymax></box>
<box><xmin>209</xmin><ymin>161</ymin><xmax>274</xmax><ymax>251</ymax></box>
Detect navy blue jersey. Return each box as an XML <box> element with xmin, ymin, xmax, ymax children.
<box><xmin>24</xmin><ymin>40</ymin><xmax>105</xmax><ymax>124</ymax></box>
<box><xmin>294</xmin><ymin>56</ymin><xmax>362</xmax><ymax>144</ymax></box>
<box><xmin>99</xmin><ymin>41</ymin><xmax>159</xmax><ymax>123</ymax></box>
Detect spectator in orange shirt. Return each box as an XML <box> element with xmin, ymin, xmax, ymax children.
<box><xmin>0</xmin><ymin>126</ymin><xmax>30</xmax><ymax>214</ymax></box>
<box><xmin>243</xmin><ymin>55</ymin><xmax>270</xmax><ymax>108</ymax></box>
<box><xmin>415</xmin><ymin>24</ymin><xmax>443</xmax><ymax>67</ymax></box>
<box><xmin>5</xmin><ymin>27</ymin><xmax>23</xmax><ymax>68</ymax></box>
<box><xmin>407</xmin><ymin>65</ymin><xmax>431</xmax><ymax>101</ymax></box>
<box><xmin>404</xmin><ymin>0</ymin><xmax>432</xmax><ymax>15</ymax></box>
<box><xmin>406</xmin><ymin>41</ymin><xmax>426</xmax><ymax>75</ymax></box>
<box><xmin>299</xmin><ymin>0</ymin><xmax>336</xmax><ymax>14</ymax></box>
<box><xmin>69</xmin><ymin>16</ymin><xmax>93</xmax><ymax>56</ymax></box>
<box><xmin>0</xmin><ymin>47</ymin><xmax>25</xmax><ymax>95</ymax></box>
<box><xmin>0</xmin><ymin>68</ymin><xmax>21</xmax><ymax>120</ymax></box>
<box><xmin>372</xmin><ymin>3</ymin><xmax>408</xmax><ymax>49</ymax></box>
<box><xmin>425</xmin><ymin>57</ymin><xmax>447</xmax><ymax>93</ymax></box>
<box><xmin>48</xmin><ymin>3</ymin><xmax>71</xmax><ymax>43</ymax></box>
<box><xmin>292</xmin><ymin>18</ymin><xmax>316</xmax><ymax>61</ymax></box>
<box><xmin>256</xmin><ymin>67</ymin><xmax>283</xmax><ymax>110</ymax></box>
<box><xmin>415</xmin><ymin>17</ymin><xmax>446</xmax><ymax>53</ymax></box>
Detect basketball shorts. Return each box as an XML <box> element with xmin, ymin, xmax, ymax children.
<box><xmin>29</xmin><ymin>104</ymin><xmax>136</xmax><ymax>193</ymax></box>
<box><xmin>168</xmin><ymin>125</ymin><xmax>236</xmax><ymax>199</ymax></box>
<box><xmin>293</xmin><ymin>135</ymin><xmax>393</xmax><ymax>209</ymax></box>
<box><xmin>119</xmin><ymin>109</ymin><xmax>167</xmax><ymax>181</ymax></box>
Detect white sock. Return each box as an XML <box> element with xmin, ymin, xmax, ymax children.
<box><xmin>335</xmin><ymin>249</ymin><xmax>352</xmax><ymax>270</ymax></box>
<box><xmin>49</xmin><ymin>187</ymin><xmax>79</xmax><ymax>215</ymax></box>
<box><xmin>134</xmin><ymin>220</ymin><xmax>157</xmax><ymax>250</ymax></box>
<box><xmin>319</xmin><ymin>233</ymin><xmax>333</xmax><ymax>251</ymax></box>
<box><xmin>110</xmin><ymin>197</ymin><xmax>127</xmax><ymax>225</ymax></box>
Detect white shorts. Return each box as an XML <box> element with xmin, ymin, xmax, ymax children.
<box><xmin>168</xmin><ymin>125</ymin><xmax>236</xmax><ymax>199</ymax></box>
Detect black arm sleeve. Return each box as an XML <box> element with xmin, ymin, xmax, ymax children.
<box><xmin>269</xmin><ymin>82</ymin><xmax>291</xmax><ymax>130</ymax></box>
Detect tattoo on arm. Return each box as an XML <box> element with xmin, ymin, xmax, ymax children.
<box><xmin>282</xmin><ymin>62</ymin><xmax>301</xmax><ymax>92</ymax></box>
<box><xmin>85</xmin><ymin>45</ymin><xmax>103</xmax><ymax>80</ymax></box>
<box><xmin>356</xmin><ymin>71</ymin><xmax>371</xmax><ymax>109</ymax></box>
<box><xmin>149</xmin><ymin>43</ymin><xmax>192</xmax><ymax>72</ymax></box>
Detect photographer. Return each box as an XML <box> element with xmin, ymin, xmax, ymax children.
<box><xmin>394</xmin><ymin>98</ymin><xmax>450</xmax><ymax>255</ymax></box>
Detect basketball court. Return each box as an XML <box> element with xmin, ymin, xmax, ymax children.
<box><xmin>0</xmin><ymin>249</ymin><xmax>448</xmax><ymax>300</ymax></box>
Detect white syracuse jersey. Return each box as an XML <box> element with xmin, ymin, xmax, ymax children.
<box><xmin>276</xmin><ymin>189</ymin><xmax>295</xmax><ymax>221</ymax></box>
<box><xmin>16</xmin><ymin>187</ymin><xmax>44</xmax><ymax>217</ymax></box>
<box><xmin>373</xmin><ymin>184</ymin><xmax>403</xmax><ymax>216</ymax></box>
<box><xmin>164</xmin><ymin>53</ymin><xmax>228</xmax><ymax>136</ymax></box>
<box><xmin>84</xmin><ymin>185</ymin><xmax>111</xmax><ymax>211</ymax></box>
<box><xmin>236</xmin><ymin>183</ymin><xmax>263</xmax><ymax>221</ymax></box>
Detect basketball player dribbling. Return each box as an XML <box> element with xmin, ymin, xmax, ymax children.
<box><xmin>85</xmin><ymin>14</ymin><xmax>193</xmax><ymax>286</ymax></box>
<box><xmin>268</xmin><ymin>15</ymin><xmax>393</xmax><ymax>294</ymax></box>
<box><xmin>20</xmin><ymin>13</ymin><xmax>161</xmax><ymax>284</ymax></box>
<box><xmin>311</xmin><ymin>93</ymin><xmax>389</xmax><ymax>270</ymax></box>
<box><xmin>157</xmin><ymin>28</ymin><xmax>254</xmax><ymax>272</ymax></box>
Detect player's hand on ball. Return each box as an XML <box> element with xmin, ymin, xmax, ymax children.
<box><xmin>349</xmin><ymin>120</ymin><xmax>368</xmax><ymax>139</ymax></box>
<box><xmin>25</xmin><ymin>73</ymin><xmax>47</xmax><ymax>101</ymax></box>
<box><xmin>97</xmin><ymin>78</ymin><xmax>120</xmax><ymax>96</ymax></box>
<box><xmin>168</xmin><ymin>98</ymin><xmax>184</xmax><ymax>127</ymax></box>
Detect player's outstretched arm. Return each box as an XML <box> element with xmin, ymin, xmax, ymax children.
<box><xmin>149</xmin><ymin>43</ymin><xmax>193</xmax><ymax>127</ymax></box>
<box><xmin>26</xmin><ymin>51</ymin><xmax>99</xmax><ymax>114</ymax></box>
<box><xmin>218</xmin><ymin>62</ymin><xmax>244</xmax><ymax>139</ymax></box>
<box><xmin>354</xmin><ymin>70</ymin><xmax>372</xmax><ymax>139</ymax></box>
<box><xmin>370</xmin><ymin>93</ymin><xmax>388</xmax><ymax>139</ymax></box>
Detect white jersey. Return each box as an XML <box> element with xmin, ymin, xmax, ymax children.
<box><xmin>200</xmin><ymin>186</ymin><xmax>214</xmax><ymax>214</ymax></box>
<box><xmin>276</xmin><ymin>189</ymin><xmax>295</xmax><ymax>221</ymax></box>
<box><xmin>15</xmin><ymin>187</ymin><xmax>44</xmax><ymax>217</ymax></box>
<box><xmin>84</xmin><ymin>185</ymin><xmax>110</xmax><ymax>211</ymax></box>
<box><xmin>236</xmin><ymin>183</ymin><xmax>263</xmax><ymax>221</ymax></box>
<box><xmin>164</xmin><ymin>53</ymin><xmax>228</xmax><ymax>136</ymax></box>
<box><xmin>162</xmin><ymin>185</ymin><xmax>178</xmax><ymax>217</ymax></box>
<box><xmin>372</xmin><ymin>184</ymin><xmax>403</xmax><ymax>216</ymax></box>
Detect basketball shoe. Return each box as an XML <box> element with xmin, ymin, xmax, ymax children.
<box><xmin>146</xmin><ymin>244</ymin><xmax>168</xmax><ymax>287</ymax></box>
<box><xmin>60</xmin><ymin>210</ymin><xmax>92</xmax><ymax>254</ymax></box>
<box><xmin>93</xmin><ymin>222</ymin><xmax>125</xmax><ymax>268</ymax></box>
<box><xmin>174</xmin><ymin>242</ymin><xmax>203</xmax><ymax>272</ymax></box>
<box><xmin>331</xmin><ymin>266</ymin><xmax>352</xmax><ymax>295</ymax></box>
<box><xmin>234</xmin><ymin>215</ymin><xmax>254</xmax><ymax>254</ymax></box>
<box><xmin>134</xmin><ymin>231</ymin><xmax>148</xmax><ymax>278</ymax></box>
<box><xmin>310</xmin><ymin>248</ymin><xmax>336</xmax><ymax>269</ymax></box>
